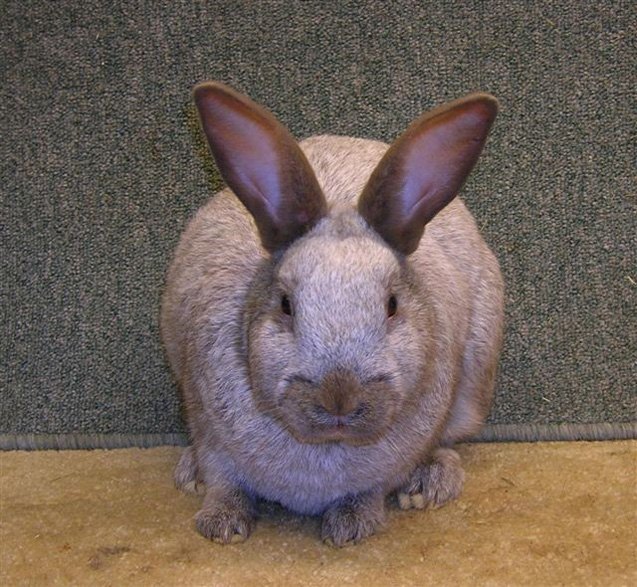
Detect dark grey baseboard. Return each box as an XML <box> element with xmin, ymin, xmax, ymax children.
<box><xmin>0</xmin><ymin>433</ymin><xmax>189</xmax><ymax>451</ymax></box>
<box><xmin>1</xmin><ymin>423</ymin><xmax>635</xmax><ymax>451</ymax></box>
<box><xmin>472</xmin><ymin>422</ymin><xmax>637</xmax><ymax>443</ymax></box>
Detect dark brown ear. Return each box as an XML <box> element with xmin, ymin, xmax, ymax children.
<box><xmin>358</xmin><ymin>93</ymin><xmax>498</xmax><ymax>255</ymax></box>
<box><xmin>193</xmin><ymin>82</ymin><xmax>327</xmax><ymax>252</ymax></box>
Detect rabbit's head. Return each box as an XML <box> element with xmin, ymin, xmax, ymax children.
<box><xmin>246</xmin><ymin>211</ymin><xmax>429</xmax><ymax>445</ymax></box>
<box><xmin>194</xmin><ymin>82</ymin><xmax>497</xmax><ymax>445</ymax></box>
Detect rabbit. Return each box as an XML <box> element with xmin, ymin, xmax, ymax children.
<box><xmin>161</xmin><ymin>81</ymin><xmax>504</xmax><ymax>547</ymax></box>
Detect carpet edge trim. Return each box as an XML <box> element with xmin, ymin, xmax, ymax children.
<box><xmin>1</xmin><ymin>423</ymin><xmax>635</xmax><ymax>450</ymax></box>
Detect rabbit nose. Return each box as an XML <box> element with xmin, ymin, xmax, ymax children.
<box><xmin>316</xmin><ymin>369</ymin><xmax>363</xmax><ymax>418</ymax></box>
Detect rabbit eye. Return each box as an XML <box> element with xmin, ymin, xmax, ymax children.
<box><xmin>387</xmin><ymin>295</ymin><xmax>398</xmax><ymax>318</ymax></box>
<box><xmin>281</xmin><ymin>294</ymin><xmax>293</xmax><ymax>316</ymax></box>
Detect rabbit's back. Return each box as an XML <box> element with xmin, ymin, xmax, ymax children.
<box><xmin>301</xmin><ymin>135</ymin><xmax>500</xmax><ymax>300</ymax></box>
<box><xmin>160</xmin><ymin>186</ymin><xmax>264</xmax><ymax>380</ymax></box>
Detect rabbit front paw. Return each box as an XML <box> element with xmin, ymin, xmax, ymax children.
<box><xmin>321</xmin><ymin>492</ymin><xmax>386</xmax><ymax>547</ymax></box>
<box><xmin>195</xmin><ymin>506</ymin><xmax>254</xmax><ymax>544</ymax></box>
<box><xmin>195</xmin><ymin>490</ymin><xmax>255</xmax><ymax>544</ymax></box>
<box><xmin>397</xmin><ymin>447</ymin><xmax>465</xmax><ymax>510</ymax></box>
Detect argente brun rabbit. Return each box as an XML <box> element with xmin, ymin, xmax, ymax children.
<box><xmin>161</xmin><ymin>82</ymin><xmax>504</xmax><ymax>546</ymax></box>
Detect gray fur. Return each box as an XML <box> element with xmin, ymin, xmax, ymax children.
<box><xmin>321</xmin><ymin>490</ymin><xmax>387</xmax><ymax>547</ymax></box>
<box><xmin>161</xmin><ymin>88</ymin><xmax>504</xmax><ymax>546</ymax></box>
<box><xmin>397</xmin><ymin>447</ymin><xmax>466</xmax><ymax>510</ymax></box>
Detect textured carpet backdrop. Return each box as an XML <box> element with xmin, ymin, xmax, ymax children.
<box><xmin>1</xmin><ymin>1</ymin><xmax>635</xmax><ymax>448</ymax></box>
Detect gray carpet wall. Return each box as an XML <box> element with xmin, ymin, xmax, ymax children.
<box><xmin>1</xmin><ymin>1</ymin><xmax>635</xmax><ymax>449</ymax></box>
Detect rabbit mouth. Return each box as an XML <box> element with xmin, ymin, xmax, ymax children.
<box><xmin>282</xmin><ymin>402</ymin><xmax>393</xmax><ymax>446</ymax></box>
<box><xmin>275</xmin><ymin>369</ymin><xmax>396</xmax><ymax>445</ymax></box>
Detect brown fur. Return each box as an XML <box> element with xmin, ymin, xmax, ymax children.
<box><xmin>161</xmin><ymin>82</ymin><xmax>504</xmax><ymax>546</ymax></box>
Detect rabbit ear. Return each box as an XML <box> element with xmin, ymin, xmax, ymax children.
<box><xmin>358</xmin><ymin>93</ymin><xmax>498</xmax><ymax>255</ymax></box>
<box><xmin>194</xmin><ymin>82</ymin><xmax>327</xmax><ymax>252</ymax></box>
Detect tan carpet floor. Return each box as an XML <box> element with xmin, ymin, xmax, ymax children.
<box><xmin>1</xmin><ymin>441</ymin><xmax>635</xmax><ymax>586</ymax></box>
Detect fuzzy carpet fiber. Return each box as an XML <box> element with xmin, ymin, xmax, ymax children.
<box><xmin>2</xmin><ymin>441</ymin><xmax>635</xmax><ymax>586</ymax></box>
